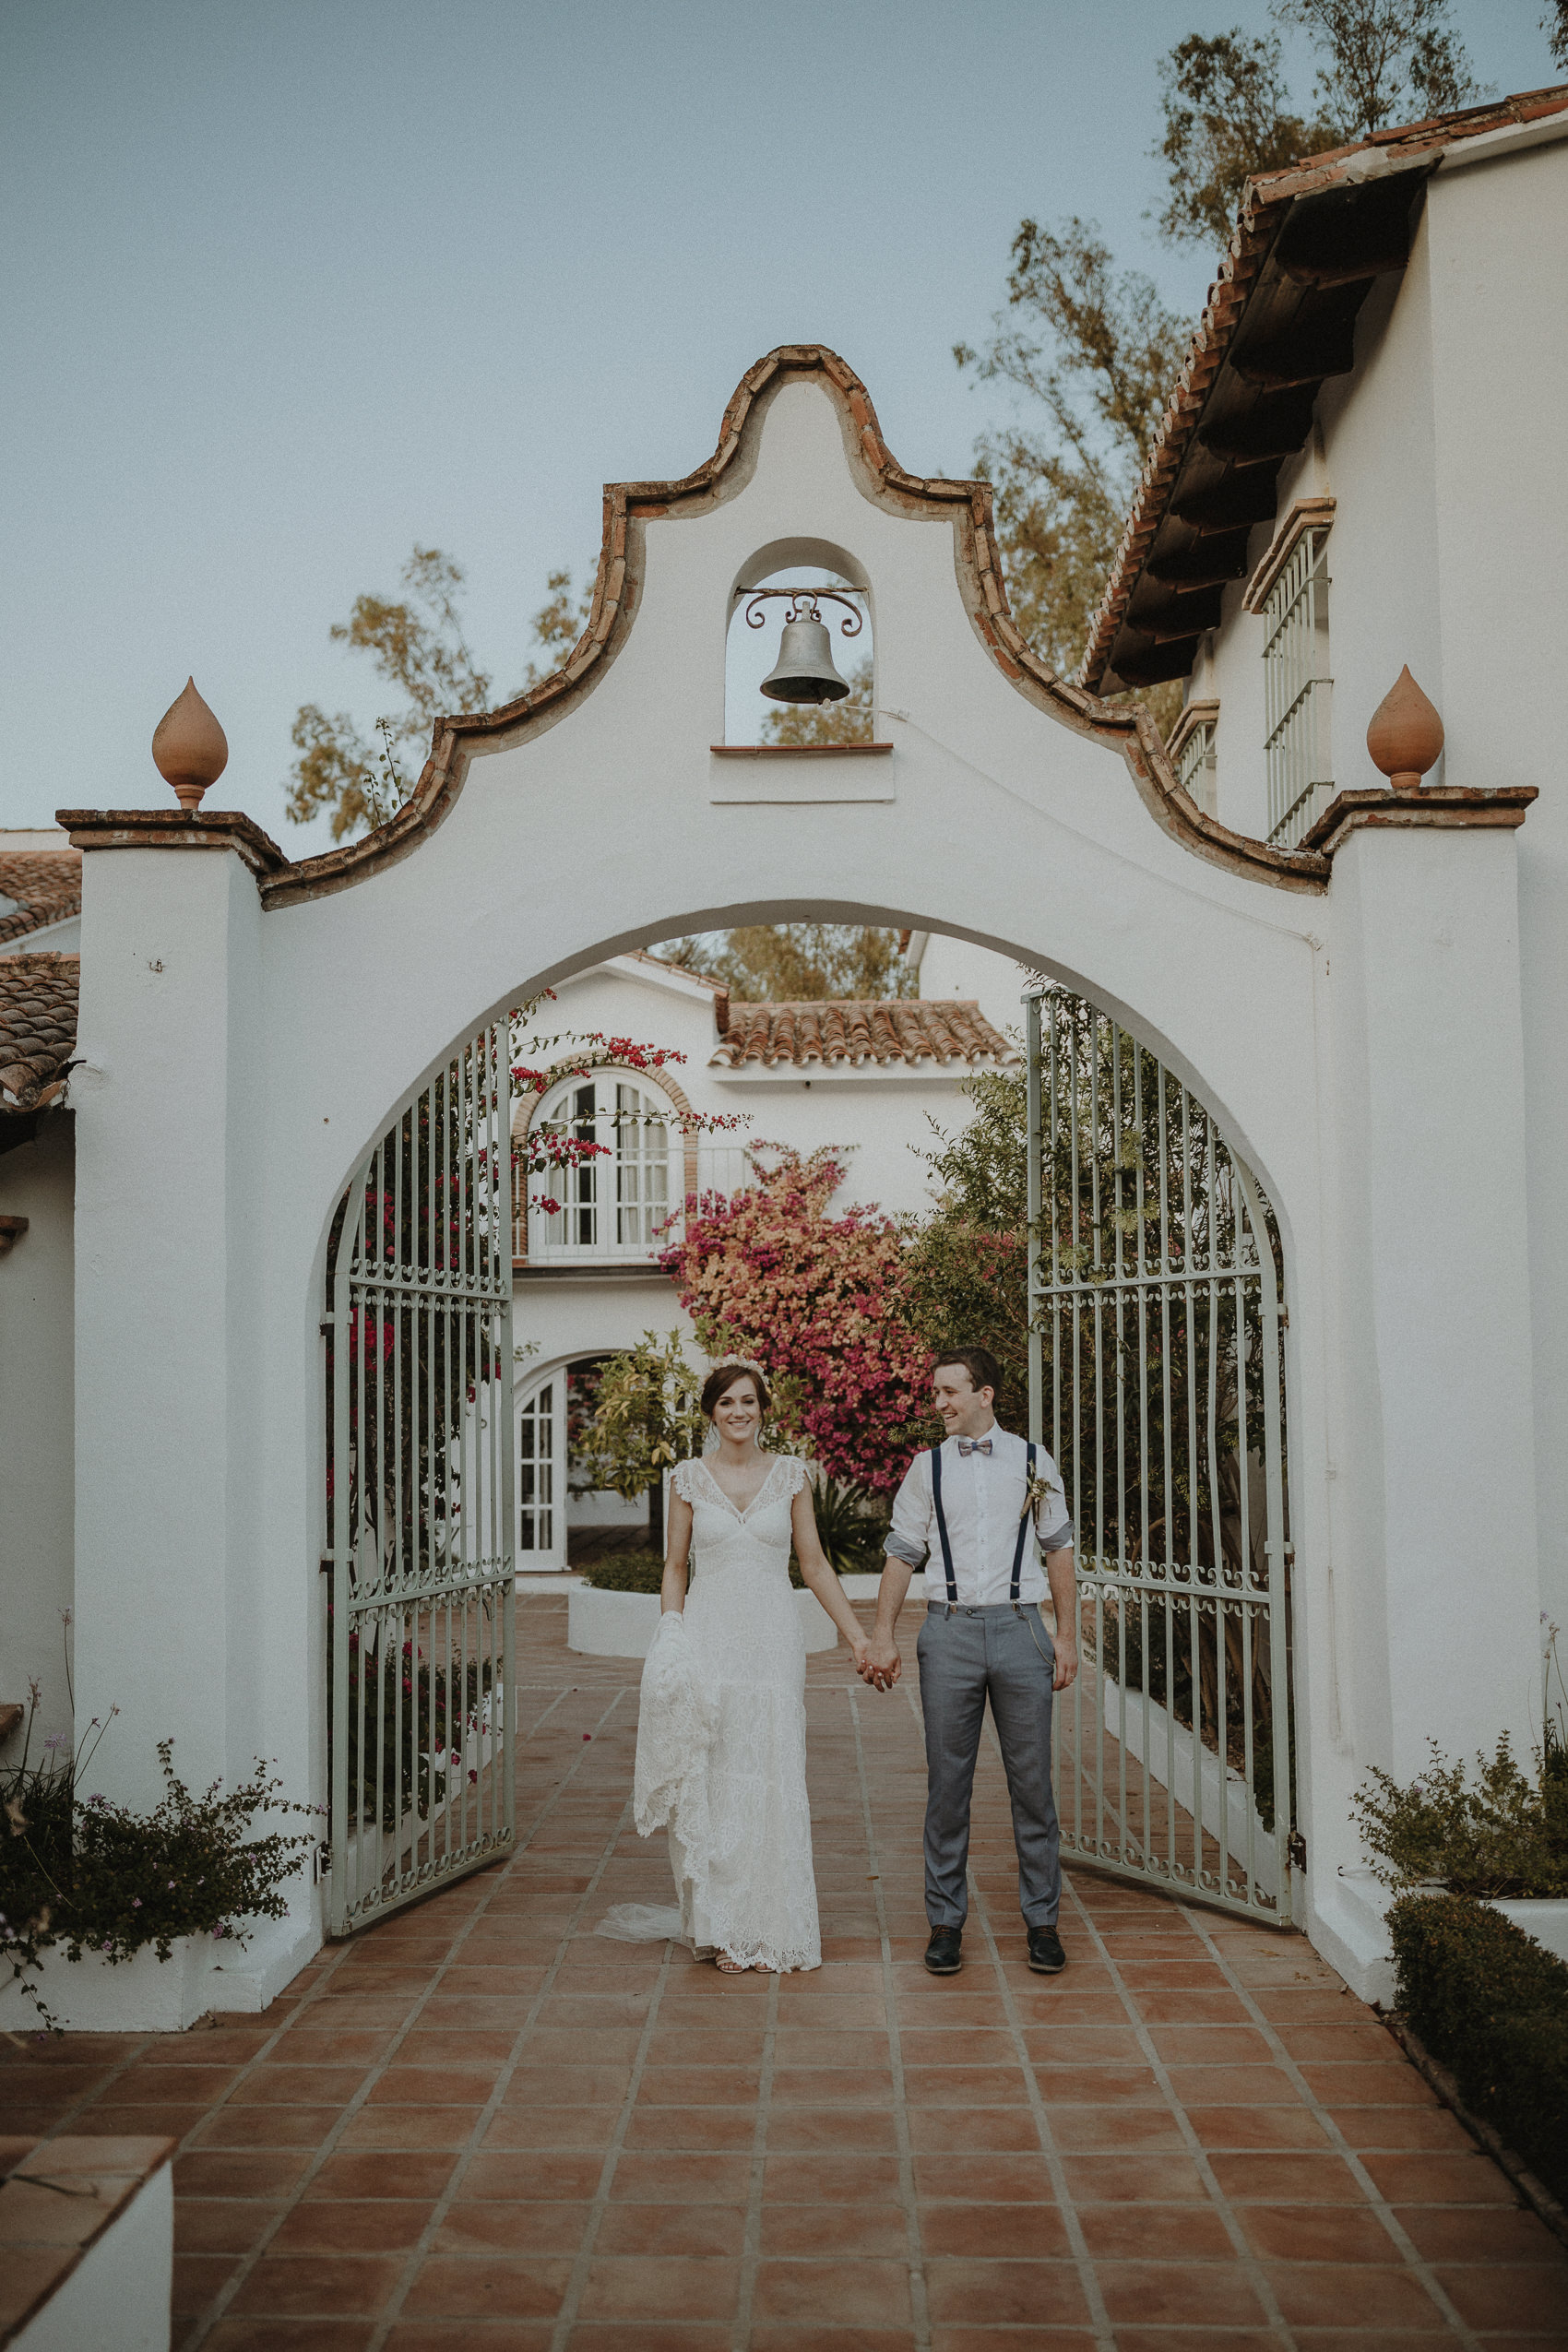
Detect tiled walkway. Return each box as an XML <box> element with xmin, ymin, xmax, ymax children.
<box><xmin>3</xmin><ymin>1597</ymin><xmax>1564</xmax><ymax>2350</ymax></box>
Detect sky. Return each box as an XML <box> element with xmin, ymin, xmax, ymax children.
<box><xmin>1</xmin><ymin>0</ymin><xmax>1555</xmax><ymax>854</ymax></box>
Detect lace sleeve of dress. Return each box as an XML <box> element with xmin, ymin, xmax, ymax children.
<box><xmin>671</xmin><ymin>1460</ymin><xmax>696</xmax><ymax>1505</ymax></box>
<box><xmin>782</xmin><ymin>1456</ymin><xmax>813</xmax><ymax>1498</ymax></box>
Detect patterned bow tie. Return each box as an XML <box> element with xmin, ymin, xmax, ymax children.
<box><xmin>956</xmin><ymin>1437</ymin><xmax>992</xmax><ymax>1456</ymax></box>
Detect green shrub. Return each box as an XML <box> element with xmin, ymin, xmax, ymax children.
<box><xmin>580</xmin><ymin>1555</ymin><xmax>666</xmax><ymax>1593</ymax></box>
<box><xmin>2</xmin><ymin>1692</ymin><xmax>316</xmax><ymax>2036</ymax></box>
<box><xmin>1389</xmin><ymin>1890</ymin><xmax>1568</xmax><ymax>2204</ymax></box>
<box><xmin>1352</xmin><ymin>1734</ymin><xmax>1568</xmax><ymax>1899</ymax></box>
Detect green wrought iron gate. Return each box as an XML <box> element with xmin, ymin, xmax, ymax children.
<box><xmin>322</xmin><ymin>1017</ymin><xmax>516</xmax><ymax>1934</ymax></box>
<box><xmin>1026</xmin><ymin>986</ymin><xmax>1295</xmax><ymax>1923</ymax></box>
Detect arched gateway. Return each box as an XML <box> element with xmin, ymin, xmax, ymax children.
<box><xmin>64</xmin><ymin>348</ymin><xmax>1542</xmax><ymax>2006</ymax></box>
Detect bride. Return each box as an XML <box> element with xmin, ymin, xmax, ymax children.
<box><xmin>598</xmin><ymin>1356</ymin><xmax>871</xmax><ymax>1973</ymax></box>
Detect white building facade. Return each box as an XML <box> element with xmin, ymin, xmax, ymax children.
<box><xmin>0</xmin><ymin>87</ymin><xmax>1562</xmax><ymax>2006</ymax></box>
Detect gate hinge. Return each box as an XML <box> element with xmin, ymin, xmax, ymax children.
<box><xmin>1286</xmin><ymin>1829</ymin><xmax>1306</xmax><ymax>1871</ymax></box>
<box><xmin>312</xmin><ymin>1841</ymin><xmax>332</xmax><ymax>1883</ymax></box>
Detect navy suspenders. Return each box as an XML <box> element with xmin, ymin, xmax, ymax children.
<box><xmin>929</xmin><ymin>1443</ymin><xmax>957</xmax><ymax>1602</ymax></box>
<box><xmin>930</xmin><ymin>1439</ymin><xmax>1038</xmax><ymax>1605</ymax></box>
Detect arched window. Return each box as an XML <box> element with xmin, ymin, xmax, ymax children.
<box><xmin>527</xmin><ymin>1072</ymin><xmax>674</xmax><ymax>1261</ymax></box>
<box><xmin>517</xmin><ymin>1369</ymin><xmax>566</xmax><ymax>1566</ymax></box>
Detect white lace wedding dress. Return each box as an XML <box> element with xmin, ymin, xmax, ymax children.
<box><xmin>597</xmin><ymin>1453</ymin><xmax>822</xmax><ymax>1972</ymax></box>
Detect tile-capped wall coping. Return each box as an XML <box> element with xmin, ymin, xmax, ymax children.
<box><xmin>0</xmin><ymin>2134</ymin><xmax>173</xmax><ymax>2346</ymax></box>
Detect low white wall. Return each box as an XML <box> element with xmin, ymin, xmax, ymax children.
<box><xmin>14</xmin><ymin>2160</ymin><xmax>172</xmax><ymax>2352</ymax></box>
<box><xmin>1101</xmin><ymin>1676</ymin><xmax>1281</xmax><ymax>1903</ymax></box>
<box><xmin>0</xmin><ymin>1111</ymin><xmax>76</xmax><ymax>1755</ymax></box>
<box><xmin>0</xmin><ymin>1897</ymin><xmax>318</xmax><ymax>2034</ymax></box>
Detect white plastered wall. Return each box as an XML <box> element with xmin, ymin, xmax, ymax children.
<box><xmin>67</xmin><ymin>359</ymin><xmax>1542</xmax><ymax>2000</ymax></box>
<box><xmin>0</xmin><ymin>1114</ymin><xmax>76</xmax><ymax>1749</ymax></box>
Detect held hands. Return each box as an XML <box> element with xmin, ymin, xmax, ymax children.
<box><xmin>856</xmin><ymin>1633</ymin><xmax>901</xmax><ymax>1693</ymax></box>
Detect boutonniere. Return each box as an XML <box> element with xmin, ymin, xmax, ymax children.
<box><xmin>1021</xmin><ymin>1470</ymin><xmax>1056</xmax><ymax>1525</ymax></box>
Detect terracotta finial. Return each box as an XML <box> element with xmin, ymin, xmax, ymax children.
<box><xmin>1366</xmin><ymin>666</ymin><xmax>1443</xmax><ymax>796</ymax></box>
<box><xmin>152</xmin><ymin>677</ymin><xmax>229</xmax><ymax>813</ymax></box>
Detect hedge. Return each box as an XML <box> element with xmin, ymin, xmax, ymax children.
<box><xmin>1389</xmin><ymin>1890</ymin><xmax>1568</xmax><ymax>2204</ymax></box>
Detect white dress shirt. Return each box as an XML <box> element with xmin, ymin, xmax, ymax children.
<box><xmin>885</xmin><ymin>1427</ymin><xmax>1074</xmax><ymax>1606</ymax></box>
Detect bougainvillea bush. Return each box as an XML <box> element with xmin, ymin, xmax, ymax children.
<box><xmin>659</xmin><ymin>1145</ymin><xmax>932</xmax><ymax>1494</ymax></box>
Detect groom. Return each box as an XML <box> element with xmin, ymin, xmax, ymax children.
<box><xmin>862</xmin><ymin>1348</ymin><xmax>1077</xmax><ymax>1977</ymax></box>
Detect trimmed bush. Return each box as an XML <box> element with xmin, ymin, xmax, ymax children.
<box><xmin>1389</xmin><ymin>1890</ymin><xmax>1568</xmax><ymax>2204</ymax></box>
<box><xmin>579</xmin><ymin>1555</ymin><xmax>666</xmax><ymax>1594</ymax></box>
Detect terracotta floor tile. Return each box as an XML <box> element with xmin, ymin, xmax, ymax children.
<box><xmin>1110</xmin><ymin>2333</ymin><xmax>1281</xmax><ymax>2352</ymax></box>
<box><xmin>1297</xmin><ymin>2060</ymin><xmax>1434</xmax><ymax>2108</ymax></box>
<box><xmin>621</xmin><ymin>2103</ymin><xmax>757</xmax><ymax>2150</ymax></box>
<box><xmin>502</xmin><ymin>2064</ymin><xmax>633</xmax><ymax>2107</ymax></box>
<box><xmin>1185</xmin><ymin>2103</ymin><xmax>1333</xmax><ymax>2151</ymax></box>
<box><xmin>912</xmin><ymin>2152</ymin><xmax>1057</xmax><ymax>2204</ymax></box>
<box><xmin>748</xmin><ymin>2329</ymin><xmax>917</xmax><ymax>2352</ymax></box>
<box><xmin>1325</xmin><ymin>2104</ymin><xmax>1474</xmax><ymax>2153</ymax></box>
<box><xmin>923</xmin><ymin>2257</ymin><xmax>1091</xmax><ymax>2326</ymax></box>
<box><xmin>1162</xmin><ymin>2061</ymin><xmax>1307</xmax><ymax>2107</ymax></box>
<box><xmin>204</xmin><ymin>2323</ymin><xmax>379</xmax><ymax>2350</ymax></box>
<box><xmin>1030</xmin><ymin>2064</ymin><xmax>1166</xmax><ymax>2107</ymax></box>
<box><xmin>1207</xmin><ymin>2151</ymin><xmax>1371</xmax><ymax>2203</ymax></box>
<box><xmin>1360</xmin><ymin>2151</ymin><xmax>1521</xmax><ymax>2204</ymax></box>
<box><xmin>479</xmin><ymin>2105</ymin><xmax>617</xmax><ymax>2151</ymax></box>
<box><xmin>1239</xmin><ymin>2202</ymin><xmax>1398</xmax><ymax>2263</ymax></box>
<box><xmin>172</xmin><ymin>2250</ymin><xmax>246</xmax><ymax>2315</ymax></box>
<box><xmin>609</xmin><ymin>2151</ymin><xmax>754</xmax><ymax>2204</ymax></box>
<box><xmin>918</xmin><ymin>2204</ymin><xmax>1071</xmax><ymax>2259</ymax></box>
<box><xmin>929</xmin><ymin>2329</ymin><xmax>1097</xmax><ymax>2352</ymax></box>
<box><xmin>594</xmin><ymin>2200</ymin><xmax>747</xmax><ymax>2256</ymax></box>
<box><xmin>270</xmin><ymin>2199</ymin><xmax>436</xmax><ymax>2252</ymax></box>
<box><xmin>434</xmin><ymin>2199</ymin><xmax>593</xmax><ymax>2254</ymax></box>
<box><xmin>190</xmin><ymin>2108</ymin><xmax>340</xmax><ymax>2151</ymax></box>
<box><xmin>1435</xmin><ymin>2263</ymin><xmax>1568</xmax><ymax>2332</ymax></box>
<box><xmin>174</xmin><ymin>2197</ymin><xmax>285</xmax><ymax>2254</ymax></box>
<box><xmin>339</xmin><ymin>2106</ymin><xmax>483</xmax><ymax>2152</ymax></box>
<box><xmin>1395</xmin><ymin>2204</ymin><xmax>1562</xmax><ymax>2263</ymax></box>
<box><xmin>304</xmin><ymin>2151</ymin><xmax>458</xmax><ymax>2200</ymax></box>
<box><xmin>1075</xmin><ymin>2201</ymin><xmax>1235</xmax><ymax>2260</ymax></box>
<box><xmin>904</xmin><ymin>2106</ymin><xmax>1041</xmax><ymax>2152</ymax></box>
<box><xmin>576</xmin><ymin>2252</ymin><xmax>742</xmax><ymax>2321</ymax></box>
<box><xmin>766</xmin><ymin>2108</ymin><xmax>901</xmax><ymax>2151</ymax></box>
<box><xmin>771</xmin><ymin>2067</ymin><xmax>896</xmax><ymax>2107</ymax></box>
<box><xmin>1123</xmin><ymin>1989</ymin><xmax>1252</xmax><ymax>2025</ymax></box>
<box><xmin>458</xmin><ymin>2150</ymin><xmax>604</xmax><ymax>2201</ymax></box>
<box><xmin>398</xmin><ymin>2254</ymin><xmax>573</xmax><ymax>2320</ymax></box>
<box><xmin>1060</xmin><ymin>2154</ymin><xmax>1210</xmax><ymax>2203</ymax></box>
<box><xmin>174</xmin><ymin>2151</ymin><xmax>313</xmax><ymax>2199</ymax></box>
<box><xmin>760</xmin><ymin>2203</ymin><xmax>910</xmax><ymax>2259</ymax></box>
<box><xmin>229</xmin><ymin>2252</ymin><xmax>405</xmax><ymax>2318</ymax></box>
<box><xmin>1096</xmin><ymin>2258</ymin><xmax>1268</xmax><ymax>2326</ymax></box>
<box><xmin>635</xmin><ymin>2064</ymin><xmax>760</xmax><ymax>2107</ymax></box>
<box><xmin>1045</xmin><ymin>2105</ymin><xmax>1190</xmax><ymax>2153</ymax></box>
<box><xmin>563</xmin><ymin>2330</ymin><xmax>726</xmax><ymax>2352</ymax></box>
<box><xmin>751</xmin><ymin>2255</ymin><xmax>913</xmax><ymax>2324</ymax></box>
<box><xmin>763</xmin><ymin>2155</ymin><xmax>906</xmax><ymax>2204</ymax></box>
<box><xmin>1265</xmin><ymin>2261</ymin><xmax>1447</xmax><ymax>2329</ymax></box>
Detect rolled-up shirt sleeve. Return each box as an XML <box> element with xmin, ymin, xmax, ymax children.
<box><xmin>884</xmin><ymin>1452</ymin><xmax>932</xmax><ymax>1569</ymax></box>
<box><xmin>1033</xmin><ymin>1449</ymin><xmax>1075</xmax><ymax>1553</ymax></box>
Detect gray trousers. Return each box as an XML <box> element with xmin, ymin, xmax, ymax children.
<box><xmin>916</xmin><ymin>1601</ymin><xmax>1061</xmax><ymax>1930</ymax></box>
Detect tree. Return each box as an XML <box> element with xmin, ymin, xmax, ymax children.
<box><xmin>1156</xmin><ymin>31</ymin><xmax>1337</xmax><ymax>248</ymax></box>
<box><xmin>571</xmin><ymin>1331</ymin><xmax>709</xmax><ymax>1546</ymax></box>
<box><xmin>956</xmin><ymin>218</ymin><xmax>1191</xmax><ymax>709</ymax></box>
<box><xmin>286</xmin><ymin>552</ymin><xmax>591</xmax><ymax>843</ymax></box>
<box><xmin>656</xmin><ymin>923</ymin><xmax>914</xmax><ymax>1001</ymax></box>
<box><xmin>1273</xmin><ymin>0</ymin><xmax>1480</xmax><ymax>136</ymax></box>
<box><xmin>659</xmin><ymin>1145</ymin><xmax>932</xmax><ymax>1493</ymax></box>
<box><xmin>1549</xmin><ymin>2</ymin><xmax>1568</xmax><ymax>69</ymax></box>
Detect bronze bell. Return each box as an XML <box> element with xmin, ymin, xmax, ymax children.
<box><xmin>759</xmin><ymin>596</ymin><xmax>850</xmax><ymax>704</ymax></box>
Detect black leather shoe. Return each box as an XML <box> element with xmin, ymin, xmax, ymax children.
<box><xmin>1027</xmin><ymin>1926</ymin><xmax>1066</xmax><ymax>1974</ymax></box>
<box><xmin>924</xmin><ymin>1926</ymin><xmax>963</xmax><ymax>1976</ymax></box>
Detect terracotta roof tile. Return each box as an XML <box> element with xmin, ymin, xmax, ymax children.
<box><xmin>709</xmin><ymin>999</ymin><xmax>1016</xmax><ymax>1071</ymax></box>
<box><xmin>0</xmin><ymin>954</ymin><xmax>79</xmax><ymax>1111</ymax></box>
<box><xmin>1078</xmin><ymin>83</ymin><xmax>1568</xmax><ymax>693</ymax></box>
<box><xmin>0</xmin><ymin>850</ymin><xmax>82</xmax><ymax>945</ymax></box>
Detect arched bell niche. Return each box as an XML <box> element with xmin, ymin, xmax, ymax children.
<box><xmin>722</xmin><ymin>535</ymin><xmax>873</xmax><ymax>745</ymax></box>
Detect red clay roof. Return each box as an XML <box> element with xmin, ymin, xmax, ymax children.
<box><xmin>710</xmin><ymin>999</ymin><xmax>1016</xmax><ymax>1070</ymax></box>
<box><xmin>0</xmin><ymin>954</ymin><xmax>79</xmax><ymax>1111</ymax></box>
<box><xmin>1078</xmin><ymin>85</ymin><xmax>1568</xmax><ymax>694</ymax></box>
<box><xmin>0</xmin><ymin>849</ymin><xmax>82</xmax><ymax>945</ymax></box>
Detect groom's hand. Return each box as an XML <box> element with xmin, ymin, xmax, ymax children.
<box><xmin>1051</xmin><ymin>1634</ymin><xmax>1078</xmax><ymax>1693</ymax></box>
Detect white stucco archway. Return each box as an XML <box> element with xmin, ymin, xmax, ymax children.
<box><xmin>65</xmin><ymin>347</ymin><xmax>1542</xmax><ymax>2007</ymax></box>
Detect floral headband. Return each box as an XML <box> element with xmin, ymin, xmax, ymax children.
<box><xmin>710</xmin><ymin>1353</ymin><xmax>767</xmax><ymax>1382</ymax></box>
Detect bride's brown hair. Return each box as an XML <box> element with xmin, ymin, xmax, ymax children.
<box><xmin>701</xmin><ymin>1361</ymin><xmax>772</xmax><ymax>1418</ymax></box>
